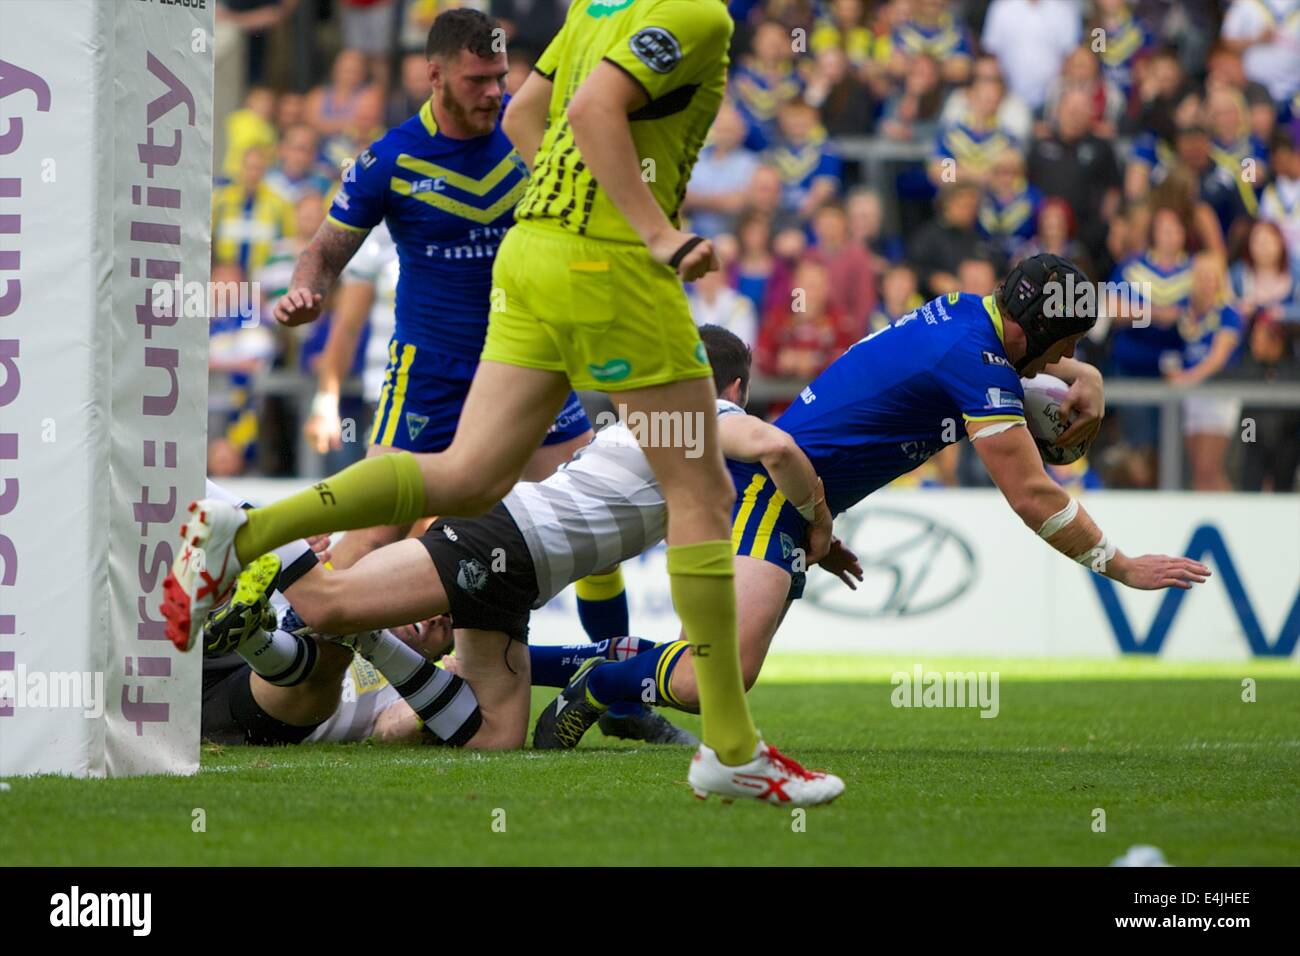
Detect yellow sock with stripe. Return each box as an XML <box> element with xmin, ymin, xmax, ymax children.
<box><xmin>667</xmin><ymin>540</ymin><xmax>758</xmax><ymax>766</ymax></box>
<box><xmin>233</xmin><ymin>453</ymin><xmax>426</xmax><ymax>565</ymax></box>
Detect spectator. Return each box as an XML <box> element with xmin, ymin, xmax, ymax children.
<box><xmin>878</xmin><ymin>53</ymin><xmax>944</xmax><ymax>144</ymax></box>
<box><xmin>1230</xmin><ymin>219</ymin><xmax>1300</xmax><ymax>326</ymax></box>
<box><xmin>977</xmin><ymin>147</ymin><xmax>1041</xmax><ymax>262</ymax></box>
<box><xmin>981</xmin><ymin>0</ymin><xmax>1082</xmax><ymax>111</ymax></box>
<box><xmin>387</xmin><ymin>51</ymin><xmax>433</xmax><ymax>128</ymax></box>
<box><xmin>929</xmin><ymin>70</ymin><xmax>1020</xmax><ymax>188</ymax></box>
<box><xmin>1126</xmin><ymin>48</ymin><xmax>1195</xmax><ymax>151</ymax></box>
<box><xmin>1041</xmin><ymin>47</ymin><xmax>1125</xmax><ymax>138</ymax></box>
<box><xmin>688</xmin><ymin>268</ymin><xmax>759</xmax><ymax>349</ymax></box>
<box><xmin>1235</xmin><ymin>313</ymin><xmax>1300</xmax><ymax>491</ymax></box>
<box><xmin>756</xmin><ymin>258</ymin><xmax>854</xmax><ymax>383</ymax></box>
<box><xmin>766</xmin><ymin>99</ymin><xmax>843</xmax><ymax>219</ymax></box>
<box><xmin>213</xmin><ymin>146</ymin><xmax>297</xmax><ymax>277</ymax></box>
<box><xmin>805</xmin><ymin>47</ymin><xmax>877</xmax><ymax>137</ymax></box>
<box><xmin>265</xmin><ymin>124</ymin><xmax>333</xmax><ymax>204</ymax></box>
<box><xmin>1167</xmin><ymin>252</ymin><xmax>1244</xmax><ymax>490</ymax></box>
<box><xmin>1220</xmin><ymin>0</ymin><xmax>1300</xmax><ymax>108</ymax></box>
<box><xmin>908</xmin><ymin>184</ymin><xmax>996</xmax><ymax>296</ymax></box>
<box><xmin>684</xmin><ymin>103</ymin><xmax>761</xmax><ymax>240</ymax></box>
<box><xmin>808</xmin><ymin>202</ymin><xmax>876</xmax><ymax>336</ymax></box>
<box><xmin>729</xmin><ymin>210</ymin><xmax>779</xmax><ymax>319</ymax></box>
<box><xmin>490</xmin><ymin>0</ymin><xmax>568</xmax><ymax>60</ymax></box>
<box><xmin>746</xmin><ymin>163</ymin><xmax>804</xmax><ymax>235</ymax></box>
<box><xmin>731</xmin><ymin>20</ymin><xmax>805</xmax><ymax>151</ymax></box>
<box><xmin>957</xmin><ymin>256</ymin><xmax>998</xmax><ymax>296</ymax></box>
<box><xmin>1259</xmin><ymin>130</ymin><xmax>1300</xmax><ymax>263</ymax></box>
<box><xmin>1167</xmin><ymin>121</ymin><xmax>1251</xmax><ymax>242</ymax></box>
<box><xmin>869</xmin><ymin>262</ymin><xmax>924</xmax><ymax>332</ymax></box>
<box><xmin>276</xmin><ymin>92</ymin><xmax>308</xmax><ymax>131</ymax></box>
<box><xmin>321</xmin><ymin>85</ymin><xmax>387</xmax><ymax>172</ymax></box>
<box><xmin>308</xmin><ymin>49</ymin><xmax>379</xmax><ymax>140</ymax></box>
<box><xmin>208</xmin><ymin>261</ymin><xmax>276</xmax><ymax>477</ymax></box>
<box><xmin>338</xmin><ymin>0</ymin><xmax>397</xmax><ymax>88</ymax></box>
<box><xmin>1206</xmin><ymin>85</ymin><xmax>1268</xmax><ymax>217</ymax></box>
<box><xmin>1028</xmin><ymin>88</ymin><xmax>1123</xmax><ymax>259</ymax></box>
<box><xmin>220</xmin><ymin>87</ymin><xmax>277</xmax><ymax>182</ymax></box>
<box><xmin>216</xmin><ymin>0</ymin><xmax>298</xmax><ymax>87</ymax></box>
<box><xmin>846</xmin><ymin>186</ymin><xmax>904</xmax><ymax>264</ymax></box>
<box><xmin>1205</xmin><ymin>43</ymin><xmax>1278</xmax><ymax>146</ymax></box>
<box><xmin>1091</xmin><ymin>0</ymin><xmax>1155</xmax><ymax>106</ymax></box>
<box><xmin>1016</xmin><ymin>196</ymin><xmax>1097</xmax><ymax>280</ymax></box>
<box><xmin>811</xmin><ymin>0</ymin><xmax>890</xmax><ymax>94</ymax></box>
<box><xmin>889</xmin><ymin>0</ymin><xmax>973</xmax><ymax>86</ymax></box>
<box><xmin>1111</xmin><ymin>204</ymin><xmax>1195</xmax><ymax>376</ymax></box>
<box><xmin>939</xmin><ymin>54</ymin><xmax>1032</xmax><ymax>142</ymax></box>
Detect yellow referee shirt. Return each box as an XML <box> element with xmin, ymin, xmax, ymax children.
<box><xmin>515</xmin><ymin>0</ymin><xmax>733</xmax><ymax>243</ymax></box>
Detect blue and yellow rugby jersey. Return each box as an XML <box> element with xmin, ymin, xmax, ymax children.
<box><xmin>326</xmin><ymin>100</ymin><xmax>528</xmax><ymax>360</ymax></box>
<box><xmin>516</xmin><ymin>0</ymin><xmax>733</xmax><ymax>242</ymax></box>
<box><xmin>891</xmin><ymin>13</ymin><xmax>971</xmax><ymax>60</ymax></box>
<box><xmin>1108</xmin><ymin>253</ymin><xmax>1192</xmax><ymax>376</ymax></box>
<box><xmin>1179</xmin><ymin>302</ymin><xmax>1243</xmax><ymax>370</ymax></box>
<box><xmin>933</xmin><ymin>119</ymin><xmax>1018</xmax><ymax>182</ymax></box>
<box><xmin>1096</xmin><ymin>11</ymin><xmax>1151</xmax><ymax>100</ymax></box>
<box><xmin>732</xmin><ymin>293</ymin><xmax>1026</xmax><ymax>519</ymax></box>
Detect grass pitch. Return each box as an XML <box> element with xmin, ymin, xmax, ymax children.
<box><xmin>4</xmin><ymin>656</ymin><xmax>1298</xmax><ymax>866</ymax></box>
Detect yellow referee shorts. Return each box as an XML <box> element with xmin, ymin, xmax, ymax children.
<box><xmin>482</xmin><ymin>222</ymin><xmax>713</xmax><ymax>392</ymax></box>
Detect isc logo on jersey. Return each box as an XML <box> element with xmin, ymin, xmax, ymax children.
<box><xmin>409</xmin><ymin>177</ymin><xmax>447</xmax><ymax>195</ymax></box>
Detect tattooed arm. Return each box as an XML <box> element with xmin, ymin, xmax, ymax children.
<box><xmin>272</xmin><ymin>219</ymin><xmax>370</xmax><ymax>327</ymax></box>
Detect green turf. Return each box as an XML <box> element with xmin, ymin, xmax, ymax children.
<box><xmin>3</xmin><ymin>656</ymin><xmax>1298</xmax><ymax>866</ymax></box>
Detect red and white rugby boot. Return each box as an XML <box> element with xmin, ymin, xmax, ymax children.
<box><xmin>160</xmin><ymin>499</ymin><xmax>248</xmax><ymax>652</ymax></box>
<box><xmin>688</xmin><ymin>740</ymin><xmax>845</xmax><ymax>806</ymax></box>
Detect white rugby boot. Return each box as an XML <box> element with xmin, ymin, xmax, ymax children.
<box><xmin>161</xmin><ymin>499</ymin><xmax>248</xmax><ymax>652</ymax></box>
<box><xmin>688</xmin><ymin>739</ymin><xmax>845</xmax><ymax>806</ymax></box>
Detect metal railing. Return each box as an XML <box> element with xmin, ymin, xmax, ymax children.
<box><xmin>252</xmin><ymin>369</ymin><xmax>1300</xmax><ymax>489</ymax></box>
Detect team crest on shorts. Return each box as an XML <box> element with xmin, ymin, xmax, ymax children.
<box><xmin>405</xmin><ymin>412</ymin><xmax>429</xmax><ymax>442</ymax></box>
<box><xmin>780</xmin><ymin>532</ymin><xmax>796</xmax><ymax>560</ymax></box>
<box><xmin>457</xmin><ymin>558</ymin><xmax>488</xmax><ymax>594</ymax></box>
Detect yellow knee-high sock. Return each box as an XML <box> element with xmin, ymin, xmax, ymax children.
<box><xmin>233</xmin><ymin>453</ymin><xmax>426</xmax><ymax>564</ymax></box>
<box><xmin>666</xmin><ymin>540</ymin><xmax>758</xmax><ymax>765</ymax></box>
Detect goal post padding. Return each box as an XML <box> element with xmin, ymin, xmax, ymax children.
<box><xmin>0</xmin><ymin>0</ymin><xmax>213</xmax><ymax>776</ymax></box>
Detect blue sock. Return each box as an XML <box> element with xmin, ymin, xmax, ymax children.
<box><xmin>588</xmin><ymin>640</ymin><xmax>691</xmax><ymax>712</ymax></box>
<box><xmin>575</xmin><ymin>572</ymin><xmax>629</xmax><ymax>642</ymax></box>
<box><xmin>528</xmin><ymin>637</ymin><xmax>659</xmax><ymax>689</ymax></box>
<box><xmin>530</xmin><ymin>642</ymin><xmax>607</xmax><ymax>688</ymax></box>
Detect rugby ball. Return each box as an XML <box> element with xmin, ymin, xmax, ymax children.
<box><xmin>1021</xmin><ymin>373</ymin><xmax>1087</xmax><ymax>465</ymax></box>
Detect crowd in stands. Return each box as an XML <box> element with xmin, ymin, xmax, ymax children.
<box><xmin>209</xmin><ymin>0</ymin><xmax>1300</xmax><ymax>492</ymax></box>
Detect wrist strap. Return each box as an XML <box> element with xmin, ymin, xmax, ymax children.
<box><xmin>668</xmin><ymin>235</ymin><xmax>706</xmax><ymax>270</ymax></box>
<box><xmin>311</xmin><ymin>392</ymin><xmax>339</xmax><ymax>419</ymax></box>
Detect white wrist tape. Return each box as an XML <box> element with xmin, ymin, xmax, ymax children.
<box><xmin>311</xmin><ymin>392</ymin><xmax>339</xmax><ymax>419</ymax></box>
<box><xmin>1037</xmin><ymin>497</ymin><xmax>1079</xmax><ymax>538</ymax></box>
<box><xmin>796</xmin><ymin>495</ymin><xmax>821</xmax><ymax>522</ymax></box>
<box><xmin>1076</xmin><ymin>534</ymin><xmax>1117</xmax><ymax>572</ymax></box>
<box><xmin>969</xmin><ymin>420</ymin><xmax>1025</xmax><ymax>442</ymax></box>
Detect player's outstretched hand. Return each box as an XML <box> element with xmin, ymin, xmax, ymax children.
<box><xmin>818</xmin><ymin>537</ymin><xmax>864</xmax><ymax>590</ymax></box>
<box><xmin>272</xmin><ymin>288</ymin><xmax>324</xmax><ymax>326</ymax></box>
<box><xmin>649</xmin><ymin>228</ymin><xmax>719</xmax><ymax>281</ymax></box>
<box><xmin>1110</xmin><ymin>553</ymin><xmax>1211</xmax><ymax>590</ymax></box>
<box><xmin>304</xmin><ymin>408</ymin><xmax>343</xmax><ymax>454</ymax></box>
<box><xmin>1056</xmin><ymin>367</ymin><xmax>1105</xmax><ymax>449</ymax></box>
